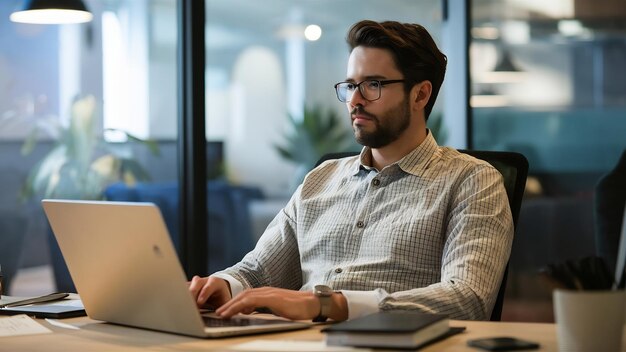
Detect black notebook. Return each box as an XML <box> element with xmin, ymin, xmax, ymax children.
<box><xmin>323</xmin><ymin>311</ymin><xmax>461</xmax><ymax>350</ymax></box>
<box><xmin>0</xmin><ymin>295</ymin><xmax>86</xmax><ymax>319</ymax></box>
<box><xmin>0</xmin><ymin>304</ymin><xmax>86</xmax><ymax>319</ymax></box>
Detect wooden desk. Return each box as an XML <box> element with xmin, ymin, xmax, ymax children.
<box><xmin>1</xmin><ymin>316</ymin><xmax>564</xmax><ymax>351</ymax></box>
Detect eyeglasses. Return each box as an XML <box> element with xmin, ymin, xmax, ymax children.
<box><xmin>334</xmin><ymin>79</ymin><xmax>405</xmax><ymax>103</ymax></box>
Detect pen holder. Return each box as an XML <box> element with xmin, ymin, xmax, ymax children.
<box><xmin>553</xmin><ymin>289</ymin><xmax>625</xmax><ymax>352</ymax></box>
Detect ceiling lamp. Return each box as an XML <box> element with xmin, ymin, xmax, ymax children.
<box><xmin>10</xmin><ymin>0</ymin><xmax>93</xmax><ymax>24</ymax></box>
<box><xmin>480</xmin><ymin>47</ymin><xmax>526</xmax><ymax>84</ymax></box>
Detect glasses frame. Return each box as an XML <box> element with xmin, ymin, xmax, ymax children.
<box><xmin>334</xmin><ymin>79</ymin><xmax>405</xmax><ymax>103</ymax></box>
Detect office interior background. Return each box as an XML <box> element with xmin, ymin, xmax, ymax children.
<box><xmin>0</xmin><ymin>0</ymin><xmax>624</xmax><ymax>322</ymax></box>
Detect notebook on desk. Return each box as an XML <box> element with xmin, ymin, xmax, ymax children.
<box><xmin>41</xmin><ymin>199</ymin><xmax>309</xmax><ymax>338</ymax></box>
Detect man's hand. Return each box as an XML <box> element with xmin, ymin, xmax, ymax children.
<box><xmin>215</xmin><ymin>287</ymin><xmax>348</xmax><ymax>321</ymax></box>
<box><xmin>189</xmin><ymin>276</ymin><xmax>232</xmax><ymax>309</ymax></box>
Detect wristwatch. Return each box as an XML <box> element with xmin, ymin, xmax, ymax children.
<box><xmin>313</xmin><ymin>284</ymin><xmax>334</xmax><ymax>322</ymax></box>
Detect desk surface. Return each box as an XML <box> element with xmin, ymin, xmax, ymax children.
<box><xmin>1</xmin><ymin>316</ymin><xmax>566</xmax><ymax>351</ymax></box>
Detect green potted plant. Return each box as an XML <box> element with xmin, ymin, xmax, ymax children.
<box><xmin>20</xmin><ymin>95</ymin><xmax>159</xmax><ymax>200</ymax></box>
<box><xmin>274</xmin><ymin>104</ymin><xmax>358</xmax><ymax>189</ymax></box>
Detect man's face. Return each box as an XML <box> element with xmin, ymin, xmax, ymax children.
<box><xmin>345</xmin><ymin>46</ymin><xmax>411</xmax><ymax>148</ymax></box>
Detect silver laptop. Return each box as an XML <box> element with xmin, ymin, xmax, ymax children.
<box><xmin>42</xmin><ymin>199</ymin><xmax>309</xmax><ymax>338</ymax></box>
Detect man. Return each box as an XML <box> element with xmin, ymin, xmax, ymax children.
<box><xmin>190</xmin><ymin>20</ymin><xmax>513</xmax><ymax>322</ymax></box>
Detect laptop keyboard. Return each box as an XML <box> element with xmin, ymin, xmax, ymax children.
<box><xmin>202</xmin><ymin>316</ymin><xmax>290</xmax><ymax>327</ymax></box>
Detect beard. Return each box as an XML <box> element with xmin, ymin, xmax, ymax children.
<box><xmin>351</xmin><ymin>97</ymin><xmax>411</xmax><ymax>148</ymax></box>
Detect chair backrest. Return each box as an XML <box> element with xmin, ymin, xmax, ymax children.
<box><xmin>594</xmin><ymin>149</ymin><xmax>626</xmax><ymax>278</ymax></box>
<box><xmin>315</xmin><ymin>149</ymin><xmax>529</xmax><ymax>321</ymax></box>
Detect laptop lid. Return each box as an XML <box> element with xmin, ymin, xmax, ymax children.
<box><xmin>42</xmin><ymin>199</ymin><xmax>307</xmax><ymax>338</ymax></box>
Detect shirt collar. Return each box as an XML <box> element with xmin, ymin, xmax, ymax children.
<box><xmin>350</xmin><ymin>148</ymin><xmax>371</xmax><ymax>176</ymax></box>
<box><xmin>352</xmin><ymin>129</ymin><xmax>439</xmax><ymax>176</ymax></box>
<box><xmin>396</xmin><ymin>130</ymin><xmax>439</xmax><ymax>176</ymax></box>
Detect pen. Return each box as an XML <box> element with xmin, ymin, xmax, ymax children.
<box><xmin>0</xmin><ymin>292</ymin><xmax>69</xmax><ymax>308</ymax></box>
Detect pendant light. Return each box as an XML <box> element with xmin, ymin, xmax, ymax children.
<box><xmin>10</xmin><ymin>0</ymin><xmax>93</xmax><ymax>24</ymax></box>
<box><xmin>480</xmin><ymin>45</ymin><xmax>526</xmax><ymax>83</ymax></box>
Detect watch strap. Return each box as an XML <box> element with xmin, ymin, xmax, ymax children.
<box><xmin>313</xmin><ymin>285</ymin><xmax>334</xmax><ymax>322</ymax></box>
<box><xmin>313</xmin><ymin>294</ymin><xmax>332</xmax><ymax>322</ymax></box>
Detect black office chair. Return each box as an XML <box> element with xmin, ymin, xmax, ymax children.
<box><xmin>315</xmin><ymin>149</ymin><xmax>529</xmax><ymax>321</ymax></box>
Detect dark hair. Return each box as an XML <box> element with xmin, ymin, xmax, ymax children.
<box><xmin>346</xmin><ymin>20</ymin><xmax>447</xmax><ymax>120</ymax></box>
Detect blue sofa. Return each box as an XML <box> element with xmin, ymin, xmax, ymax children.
<box><xmin>104</xmin><ymin>180</ymin><xmax>264</xmax><ymax>272</ymax></box>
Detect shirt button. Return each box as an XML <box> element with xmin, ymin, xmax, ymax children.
<box><xmin>335</xmin><ymin>268</ymin><xmax>343</xmax><ymax>273</ymax></box>
<box><xmin>356</xmin><ymin>221</ymin><xmax>364</xmax><ymax>228</ymax></box>
<box><xmin>372</xmin><ymin>179</ymin><xmax>380</xmax><ymax>186</ymax></box>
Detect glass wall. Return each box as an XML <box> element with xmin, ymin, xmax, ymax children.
<box><xmin>205</xmin><ymin>0</ymin><xmax>448</xmax><ymax>272</ymax></box>
<box><xmin>0</xmin><ymin>0</ymin><xmax>178</xmax><ymax>295</ymax></box>
<box><xmin>471</xmin><ymin>0</ymin><xmax>626</xmax><ymax>321</ymax></box>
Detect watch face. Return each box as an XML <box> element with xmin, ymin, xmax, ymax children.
<box><xmin>314</xmin><ymin>285</ymin><xmax>333</xmax><ymax>296</ymax></box>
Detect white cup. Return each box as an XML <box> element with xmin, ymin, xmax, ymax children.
<box><xmin>553</xmin><ymin>289</ymin><xmax>625</xmax><ymax>352</ymax></box>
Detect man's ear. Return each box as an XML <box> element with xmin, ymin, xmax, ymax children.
<box><xmin>411</xmin><ymin>80</ymin><xmax>432</xmax><ymax>111</ymax></box>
